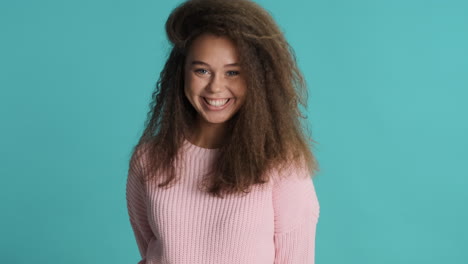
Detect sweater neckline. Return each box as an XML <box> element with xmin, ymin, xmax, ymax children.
<box><xmin>183</xmin><ymin>138</ymin><xmax>220</xmax><ymax>156</ymax></box>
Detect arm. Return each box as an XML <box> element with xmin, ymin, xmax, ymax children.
<box><xmin>126</xmin><ymin>146</ymin><xmax>155</xmax><ymax>264</ymax></box>
<box><xmin>272</xmin><ymin>163</ymin><xmax>320</xmax><ymax>264</ymax></box>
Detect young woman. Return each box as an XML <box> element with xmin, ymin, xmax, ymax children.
<box><xmin>126</xmin><ymin>0</ymin><xmax>321</xmax><ymax>263</ymax></box>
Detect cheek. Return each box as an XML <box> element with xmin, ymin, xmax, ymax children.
<box><xmin>235</xmin><ymin>82</ymin><xmax>247</xmax><ymax>98</ymax></box>
<box><xmin>184</xmin><ymin>75</ymin><xmax>196</xmax><ymax>96</ymax></box>
<box><xmin>185</xmin><ymin>74</ymin><xmax>205</xmax><ymax>94</ymax></box>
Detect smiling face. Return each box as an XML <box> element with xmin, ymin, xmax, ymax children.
<box><xmin>184</xmin><ymin>33</ymin><xmax>247</xmax><ymax>128</ymax></box>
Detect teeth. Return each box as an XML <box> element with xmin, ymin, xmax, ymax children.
<box><xmin>205</xmin><ymin>98</ymin><xmax>229</xmax><ymax>107</ymax></box>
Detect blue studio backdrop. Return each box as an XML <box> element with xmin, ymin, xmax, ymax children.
<box><xmin>0</xmin><ymin>0</ymin><xmax>467</xmax><ymax>263</ymax></box>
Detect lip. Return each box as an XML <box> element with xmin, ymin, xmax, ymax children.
<box><xmin>204</xmin><ymin>97</ymin><xmax>231</xmax><ymax>100</ymax></box>
<box><xmin>201</xmin><ymin>97</ymin><xmax>233</xmax><ymax>111</ymax></box>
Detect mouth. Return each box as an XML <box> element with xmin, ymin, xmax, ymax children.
<box><xmin>201</xmin><ymin>97</ymin><xmax>233</xmax><ymax>110</ymax></box>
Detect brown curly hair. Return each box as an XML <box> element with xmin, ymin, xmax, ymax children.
<box><xmin>130</xmin><ymin>0</ymin><xmax>320</xmax><ymax>198</ymax></box>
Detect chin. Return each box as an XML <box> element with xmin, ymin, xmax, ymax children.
<box><xmin>203</xmin><ymin>117</ymin><xmax>230</xmax><ymax>124</ymax></box>
<box><xmin>197</xmin><ymin>112</ymin><xmax>231</xmax><ymax>123</ymax></box>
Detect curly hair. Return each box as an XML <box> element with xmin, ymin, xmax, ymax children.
<box><xmin>130</xmin><ymin>0</ymin><xmax>320</xmax><ymax>198</ymax></box>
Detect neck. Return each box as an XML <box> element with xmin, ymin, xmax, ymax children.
<box><xmin>186</xmin><ymin>117</ymin><xmax>228</xmax><ymax>149</ymax></box>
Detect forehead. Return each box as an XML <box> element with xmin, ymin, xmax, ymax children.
<box><xmin>186</xmin><ymin>33</ymin><xmax>240</xmax><ymax>63</ymax></box>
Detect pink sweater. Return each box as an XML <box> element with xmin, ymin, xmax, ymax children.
<box><xmin>126</xmin><ymin>139</ymin><xmax>320</xmax><ymax>264</ymax></box>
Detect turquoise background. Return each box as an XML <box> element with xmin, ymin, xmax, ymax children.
<box><xmin>1</xmin><ymin>0</ymin><xmax>467</xmax><ymax>263</ymax></box>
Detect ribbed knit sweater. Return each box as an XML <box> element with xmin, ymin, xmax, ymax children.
<box><xmin>126</xmin><ymin>138</ymin><xmax>320</xmax><ymax>264</ymax></box>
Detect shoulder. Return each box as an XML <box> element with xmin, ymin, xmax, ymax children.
<box><xmin>271</xmin><ymin>156</ymin><xmax>313</xmax><ymax>186</ymax></box>
<box><xmin>128</xmin><ymin>142</ymin><xmax>152</xmax><ymax>181</ymax></box>
<box><xmin>271</xmin><ymin>160</ymin><xmax>316</xmax><ymax>198</ymax></box>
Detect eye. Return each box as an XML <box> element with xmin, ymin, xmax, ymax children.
<box><xmin>194</xmin><ymin>68</ymin><xmax>210</xmax><ymax>75</ymax></box>
<box><xmin>226</xmin><ymin>71</ymin><xmax>240</xmax><ymax>76</ymax></box>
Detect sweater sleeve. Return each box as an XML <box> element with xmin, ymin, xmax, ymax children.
<box><xmin>272</xmin><ymin>163</ymin><xmax>320</xmax><ymax>264</ymax></box>
<box><xmin>126</xmin><ymin>146</ymin><xmax>155</xmax><ymax>264</ymax></box>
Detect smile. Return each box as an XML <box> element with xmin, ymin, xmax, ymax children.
<box><xmin>204</xmin><ymin>97</ymin><xmax>230</xmax><ymax>106</ymax></box>
<box><xmin>202</xmin><ymin>97</ymin><xmax>233</xmax><ymax>111</ymax></box>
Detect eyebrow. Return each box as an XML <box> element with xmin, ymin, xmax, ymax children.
<box><xmin>191</xmin><ymin>60</ymin><xmax>239</xmax><ymax>67</ymax></box>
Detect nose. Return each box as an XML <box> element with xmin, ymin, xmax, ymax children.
<box><xmin>206</xmin><ymin>72</ymin><xmax>224</xmax><ymax>93</ymax></box>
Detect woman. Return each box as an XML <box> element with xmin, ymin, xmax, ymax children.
<box><xmin>126</xmin><ymin>0</ymin><xmax>321</xmax><ymax>263</ymax></box>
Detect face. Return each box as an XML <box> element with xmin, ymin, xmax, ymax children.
<box><xmin>184</xmin><ymin>33</ymin><xmax>247</xmax><ymax>127</ymax></box>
